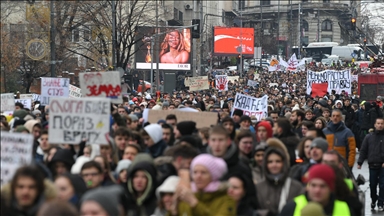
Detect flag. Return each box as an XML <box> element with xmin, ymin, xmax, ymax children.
<box><xmin>287</xmin><ymin>53</ymin><xmax>298</xmax><ymax>71</ymax></box>
<box><xmin>279</xmin><ymin>57</ymin><xmax>289</xmax><ymax>68</ymax></box>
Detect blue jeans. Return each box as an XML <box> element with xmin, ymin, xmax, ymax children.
<box><xmin>370</xmin><ymin>167</ymin><xmax>384</xmax><ymax>206</ymax></box>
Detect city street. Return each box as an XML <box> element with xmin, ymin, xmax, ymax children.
<box><xmin>353</xmin><ymin>152</ymin><xmax>383</xmax><ymax>216</ymax></box>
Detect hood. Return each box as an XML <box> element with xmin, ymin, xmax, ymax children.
<box><xmin>263</xmin><ymin>139</ymin><xmax>290</xmax><ymax>185</ymax></box>
<box><xmin>24</xmin><ymin>119</ymin><xmax>41</xmax><ymax>133</ymax></box>
<box><xmin>364</xmin><ymin>101</ymin><xmax>371</xmax><ymax>110</ymax></box>
<box><xmin>144</xmin><ymin>124</ymin><xmax>163</xmax><ymax>144</ymax></box>
<box><xmin>146</xmin><ymin>139</ymin><xmax>167</xmax><ymax>158</ymax></box>
<box><xmin>64</xmin><ymin>173</ymin><xmax>88</xmax><ymax>198</ymax></box>
<box><xmin>48</xmin><ymin>149</ymin><xmax>75</xmax><ymax>172</ymax></box>
<box><xmin>335</xmin><ymin>100</ymin><xmax>343</xmax><ymax>108</ymax></box>
<box><xmin>71</xmin><ymin>156</ymin><xmax>91</xmax><ymax>175</ymax></box>
<box><xmin>207</xmin><ymin>142</ymin><xmax>238</xmax><ymax>167</ymax></box>
<box><xmin>127</xmin><ymin>161</ymin><xmax>157</xmax><ymax>206</ymax></box>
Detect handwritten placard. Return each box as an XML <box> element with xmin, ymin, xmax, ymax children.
<box><xmin>1</xmin><ymin>93</ymin><xmax>15</xmax><ymax>112</ymax></box>
<box><xmin>69</xmin><ymin>84</ymin><xmax>82</xmax><ymax>98</ymax></box>
<box><xmin>40</xmin><ymin>77</ymin><xmax>70</xmax><ymax>105</ymax></box>
<box><xmin>307</xmin><ymin>70</ymin><xmax>351</xmax><ymax>95</ymax></box>
<box><xmin>148</xmin><ymin>110</ymin><xmax>218</xmax><ymax>128</ymax></box>
<box><xmin>19</xmin><ymin>94</ymin><xmax>33</xmax><ymax>100</ymax></box>
<box><xmin>15</xmin><ymin>99</ymin><xmax>32</xmax><ymax>110</ymax></box>
<box><xmin>227</xmin><ymin>76</ymin><xmax>240</xmax><ymax>83</ymax></box>
<box><xmin>215</xmin><ymin>75</ymin><xmax>228</xmax><ymax>91</ymax></box>
<box><xmin>233</xmin><ymin>93</ymin><xmax>268</xmax><ymax>121</ymax></box>
<box><xmin>79</xmin><ymin>71</ymin><xmax>122</xmax><ymax>104</ymax></box>
<box><xmin>184</xmin><ymin>76</ymin><xmax>209</xmax><ymax>91</ymax></box>
<box><xmin>247</xmin><ymin>80</ymin><xmax>258</xmax><ymax>87</ymax></box>
<box><xmin>1</xmin><ymin>132</ymin><xmax>34</xmax><ymax>186</ymax></box>
<box><xmin>49</xmin><ymin>97</ymin><xmax>110</xmax><ymax>145</ymax></box>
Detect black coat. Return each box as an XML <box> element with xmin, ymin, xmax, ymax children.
<box><xmin>357</xmin><ymin>130</ymin><xmax>384</xmax><ymax>168</ymax></box>
<box><xmin>276</xmin><ymin>134</ymin><xmax>300</xmax><ymax>167</ymax></box>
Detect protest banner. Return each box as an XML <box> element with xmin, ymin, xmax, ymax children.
<box><xmin>69</xmin><ymin>84</ymin><xmax>82</xmax><ymax>98</ymax></box>
<box><xmin>184</xmin><ymin>76</ymin><xmax>209</xmax><ymax>91</ymax></box>
<box><xmin>227</xmin><ymin>76</ymin><xmax>239</xmax><ymax>83</ymax></box>
<box><xmin>15</xmin><ymin>99</ymin><xmax>32</xmax><ymax>110</ymax></box>
<box><xmin>148</xmin><ymin>110</ymin><xmax>218</xmax><ymax>128</ymax></box>
<box><xmin>79</xmin><ymin>71</ymin><xmax>122</xmax><ymax>104</ymax></box>
<box><xmin>1</xmin><ymin>132</ymin><xmax>34</xmax><ymax>186</ymax></box>
<box><xmin>19</xmin><ymin>94</ymin><xmax>33</xmax><ymax>100</ymax></box>
<box><xmin>40</xmin><ymin>77</ymin><xmax>70</xmax><ymax>105</ymax></box>
<box><xmin>32</xmin><ymin>93</ymin><xmax>41</xmax><ymax>102</ymax></box>
<box><xmin>247</xmin><ymin>80</ymin><xmax>258</xmax><ymax>87</ymax></box>
<box><xmin>49</xmin><ymin>97</ymin><xmax>110</xmax><ymax>145</ymax></box>
<box><xmin>351</xmin><ymin>75</ymin><xmax>358</xmax><ymax>82</ymax></box>
<box><xmin>311</xmin><ymin>83</ymin><xmax>328</xmax><ymax>97</ymax></box>
<box><xmin>1</xmin><ymin>93</ymin><xmax>15</xmax><ymax>112</ymax></box>
<box><xmin>233</xmin><ymin>93</ymin><xmax>268</xmax><ymax>121</ymax></box>
<box><xmin>215</xmin><ymin>75</ymin><xmax>228</xmax><ymax>91</ymax></box>
<box><xmin>306</xmin><ymin>70</ymin><xmax>351</xmax><ymax>95</ymax></box>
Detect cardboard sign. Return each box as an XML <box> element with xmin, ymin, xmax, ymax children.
<box><xmin>49</xmin><ymin>97</ymin><xmax>111</xmax><ymax>145</ymax></box>
<box><xmin>311</xmin><ymin>83</ymin><xmax>328</xmax><ymax>97</ymax></box>
<box><xmin>79</xmin><ymin>71</ymin><xmax>122</xmax><ymax>104</ymax></box>
<box><xmin>19</xmin><ymin>94</ymin><xmax>33</xmax><ymax>100</ymax></box>
<box><xmin>41</xmin><ymin>77</ymin><xmax>70</xmax><ymax>105</ymax></box>
<box><xmin>15</xmin><ymin>99</ymin><xmax>32</xmax><ymax>110</ymax></box>
<box><xmin>233</xmin><ymin>93</ymin><xmax>268</xmax><ymax>121</ymax></box>
<box><xmin>69</xmin><ymin>84</ymin><xmax>82</xmax><ymax>98</ymax></box>
<box><xmin>307</xmin><ymin>70</ymin><xmax>351</xmax><ymax>95</ymax></box>
<box><xmin>1</xmin><ymin>93</ymin><xmax>15</xmax><ymax>112</ymax></box>
<box><xmin>184</xmin><ymin>76</ymin><xmax>209</xmax><ymax>91</ymax></box>
<box><xmin>147</xmin><ymin>110</ymin><xmax>218</xmax><ymax>128</ymax></box>
<box><xmin>227</xmin><ymin>76</ymin><xmax>239</xmax><ymax>83</ymax></box>
<box><xmin>1</xmin><ymin>132</ymin><xmax>34</xmax><ymax>186</ymax></box>
<box><xmin>247</xmin><ymin>80</ymin><xmax>258</xmax><ymax>87</ymax></box>
<box><xmin>215</xmin><ymin>75</ymin><xmax>228</xmax><ymax>91</ymax></box>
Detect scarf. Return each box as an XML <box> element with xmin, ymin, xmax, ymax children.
<box><xmin>191</xmin><ymin>181</ymin><xmax>221</xmax><ymax>192</ymax></box>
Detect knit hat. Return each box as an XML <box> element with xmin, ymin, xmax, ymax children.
<box><xmin>190</xmin><ymin>154</ymin><xmax>227</xmax><ymax>181</ymax></box>
<box><xmin>318</xmin><ymin>99</ymin><xmax>328</xmax><ymax>107</ymax></box>
<box><xmin>13</xmin><ymin>109</ymin><xmax>28</xmax><ymax>119</ymax></box>
<box><xmin>157</xmin><ymin>119</ymin><xmax>166</xmax><ymax>125</ymax></box>
<box><xmin>71</xmin><ymin>156</ymin><xmax>91</xmax><ymax>174</ymax></box>
<box><xmin>301</xmin><ymin>202</ymin><xmax>326</xmax><ymax>216</ymax></box>
<box><xmin>144</xmin><ymin>124</ymin><xmax>163</xmax><ymax>144</ymax></box>
<box><xmin>115</xmin><ymin>159</ymin><xmax>132</xmax><ymax>174</ymax></box>
<box><xmin>256</xmin><ymin>121</ymin><xmax>273</xmax><ymax>139</ymax></box>
<box><xmin>32</xmin><ymin>110</ymin><xmax>41</xmax><ymax>116</ymax></box>
<box><xmin>233</xmin><ymin>109</ymin><xmax>243</xmax><ymax>117</ymax></box>
<box><xmin>310</xmin><ymin>138</ymin><xmax>329</xmax><ymax>153</ymax></box>
<box><xmin>129</xmin><ymin>114</ymin><xmax>139</xmax><ymax>122</ymax></box>
<box><xmin>163</xmin><ymin>101</ymin><xmax>170</xmax><ymax>107</ymax></box>
<box><xmin>15</xmin><ymin>125</ymin><xmax>29</xmax><ymax>133</ymax></box>
<box><xmin>156</xmin><ymin>176</ymin><xmax>180</xmax><ymax>199</ymax></box>
<box><xmin>81</xmin><ymin>185</ymin><xmax>125</xmax><ymax>216</ymax></box>
<box><xmin>307</xmin><ymin>164</ymin><xmax>335</xmax><ymax>191</ymax></box>
<box><xmin>176</xmin><ymin>121</ymin><xmax>197</xmax><ymax>136</ymax></box>
<box><xmin>240</xmin><ymin>115</ymin><xmax>251</xmax><ymax>123</ymax></box>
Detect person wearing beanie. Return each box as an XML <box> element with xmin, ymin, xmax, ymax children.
<box><xmin>255</xmin><ymin>121</ymin><xmax>273</xmax><ymax>145</ymax></box>
<box><xmin>14</xmin><ymin>125</ymin><xmax>30</xmax><ymax>133</ymax></box>
<box><xmin>128</xmin><ymin>114</ymin><xmax>139</xmax><ymax>131</ymax></box>
<box><xmin>142</xmin><ymin>124</ymin><xmax>167</xmax><ymax>158</ymax></box>
<box><xmin>232</xmin><ymin>109</ymin><xmax>243</xmax><ymax>129</ymax></box>
<box><xmin>280</xmin><ymin>164</ymin><xmax>352</xmax><ymax>216</ymax></box>
<box><xmin>115</xmin><ymin>159</ymin><xmax>132</xmax><ymax>184</ymax></box>
<box><xmin>251</xmin><ymin>144</ymin><xmax>267</xmax><ymax>184</ymax></box>
<box><xmin>153</xmin><ymin>176</ymin><xmax>180</xmax><ymax>216</ymax></box>
<box><xmin>54</xmin><ymin>173</ymin><xmax>88</xmax><ymax>209</ymax></box>
<box><xmin>323</xmin><ymin>109</ymin><xmax>356</xmax><ymax>168</ymax></box>
<box><xmin>81</xmin><ymin>185</ymin><xmax>125</xmax><ymax>216</ymax></box>
<box><xmin>174</xmin><ymin>154</ymin><xmax>237</xmax><ymax>215</ymax></box>
<box><xmin>174</xmin><ymin>121</ymin><xmax>197</xmax><ymax>139</ymax></box>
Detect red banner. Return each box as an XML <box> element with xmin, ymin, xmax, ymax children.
<box><xmin>213</xmin><ymin>27</ymin><xmax>254</xmax><ymax>55</ymax></box>
<box><xmin>311</xmin><ymin>83</ymin><xmax>328</xmax><ymax>97</ymax></box>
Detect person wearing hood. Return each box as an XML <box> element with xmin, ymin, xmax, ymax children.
<box><xmin>256</xmin><ymin>121</ymin><xmax>273</xmax><ymax>145</ymax></box>
<box><xmin>227</xmin><ymin>172</ymin><xmax>258</xmax><ymax>215</ymax></box>
<box><xmin>125</xmin><ymin>158</ymin><xmax>158</xmax><ymax>216</ymax></box>
<box><xmin>256</xmin><ymin>138</ymin><xmax>304</xmax><ymax>216</ymax></box>
<box><xmin>1</xmin><ymin>165</ymin><xmax>57</xmax><ymax>216</ymax></box>
<box><xmin>221</xmin><ymin>116</ymin><xmax>236</xmax><ymax>140</ymax></box>
<box><xmin>24</xmin><ymin>119</ymin><xmax>42</xmax><ymax>158</ymax></box>
<box><xmin>323</xmin><ymin>109</ymin><xmax>356</xmax><ymax>169</ymax></box>
<box><xmin>174</xmin><ymin>121</ymin><xmax>197</xmax><ymax>140</ymax></box>
<box><xmin>360</xmin><ymin>101</ymin><xmax>379</xmax><ymax>142</ymax></box>
<box><xmin>54</xmin><ymin>173</ymin><xmax>88</xmax><ymax>209</ymax></box>
<box><xmin>48</xmin><ymin>149</ymin><xmax>75</xmax><ymax>179</ymax></box>
<box><xmin>251</xmin><ymin>144</ymin><xmax>267</xmax><ymax>184</ymax></box>
<box><xmin>174</xmin><ymin>154</ymin><xmax>237</xmax><ymax>216</ymax></box>
<box><xmin>273</xmin><ymin>118</ymin><xmax>300</xmax><ymax>167</ymax></box>
<box><xmin>153</xmin><ymin>176</ymin><xmax>180</xmax><ymax>216</ymax></box>
<box><xmin>142</xmin><ymin>124</ymin><xmax>167</xmax><ymax>158</ymax></box>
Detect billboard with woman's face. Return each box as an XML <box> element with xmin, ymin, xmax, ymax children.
<box><xmin>135</xmin><ymin>27</ymin><xmax>191</xmax><ymax>70</ymax></box>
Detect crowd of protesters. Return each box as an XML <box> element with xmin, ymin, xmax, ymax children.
<box><xmin>1</xmin><ymin>66</ymin><xmax>384</xmax><ymax>216</ymax></box>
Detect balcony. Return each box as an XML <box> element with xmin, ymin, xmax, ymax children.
<box><xmin>167</xmin><ymin>7</ymin><xmax>183</xmax><ymax>26</ymax></box>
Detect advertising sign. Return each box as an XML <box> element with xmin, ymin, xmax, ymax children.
<box><xmin>213</xmin><ymin>27</ymin><xmax>254</xmax><ymax>55</ymax></box>
<box><xmin>135</xmin><ymin>27</ymin><xmax>191</xmax><ymax>70</ymax></box>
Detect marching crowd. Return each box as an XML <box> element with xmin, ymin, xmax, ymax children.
<box><xmin>1</xmin><ymin>67</ymin><xmax>384</xmax><ymax>216</ymax></box>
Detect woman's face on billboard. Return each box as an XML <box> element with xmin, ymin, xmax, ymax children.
<box><xmin>168</xmin><ymin>31</ymin><xmax>180</xmax><ymax>48</ymax></box>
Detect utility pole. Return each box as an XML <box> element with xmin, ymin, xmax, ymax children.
<box><xmin>193</xmin><ymin>1</ymin><xmax>198</xmax><ymax>77</ymax></box>
<box><xmin>240</xmin><ymin>3</ymin><xmax>243</xmax><ymax>78</ymax></box>
<box><xmin>317</xmin><ymin>9</ymin><xmax>320</xmax><ymax>42</ymax></box>
<box><xmin>155</xmin><ymin>0</ymin><xmax>160</xmax><ymax>90</ymax></box>
<box><xmin>112</xmin><ymin>0</ymin><xmax>117</xmax><ymax>69</ymax></box>
<box><xmin>50</xmin><ymin>0</ymin><xmax>56</xmax><ymax>77</ymax></box>
<box><xmin>364</xmin><ymin>23</ymin><xmax>368</xmax><ymax>60</ymax></box>
<box><xmin>260</xmin><ymin>2</ymin><xmax>263</xmax><ymax>67</ymax></box>
<box><xmin>150</xmin><ymin>39</ymin><xmax>154</xmax><ymax>93</ymax></box>
<box><xmin>277</xmin><ymin>0</ymin><xmax>280</xmax><ymax>56</ymax></box>
<box><xmin>298</xmin><ymin>3</ymin><xmax>301</xmax><ymax>59</ymax></box>
<box><xmin>199</xmin><ymin>1</ymin><xmax>204</xmax><ymax>76</ymax></box>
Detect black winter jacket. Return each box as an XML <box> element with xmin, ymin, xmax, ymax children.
<box><xmin>357</xmin><ymin>130</ymin><xmax>384</xmax><ymax>168</ymax></box>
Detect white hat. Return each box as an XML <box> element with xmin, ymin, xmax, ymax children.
<box><xmin>71</xmin><ymin>156</ymin><xmax>91</xmax><ymax>174</ymax></box>
<box><xmin>152</xmin><ymin>104</ymin><xmax>162</xmax><ymax>110</ymax></box>
<box><xmin>115</xmin><ymin>159</ymin><xmax>132</xmax><ymax>174</ymax></box>
<box><xmin>156</xmin><ymin>176</ymin><xmax>180</xmax><ymax>199</ymax></box>
<box><xmin>144</xmin><ymin>124</ymin><xmax>163</xmax><ymax>144</ymax></box>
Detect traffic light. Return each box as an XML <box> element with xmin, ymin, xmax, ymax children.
<box><xmin>192</xmin><ymin>19</ymin><xmax>200</xmax><ymax>38</ymax></box>
<box><xmin>364</xmin><ymin>38</ymin><xmax>367</xmax><ymax>46</ymax></box>
<box><xmin>351</xmin><ymin>18</ymin><xmax>356</xmax><ymax>30</ymax></box>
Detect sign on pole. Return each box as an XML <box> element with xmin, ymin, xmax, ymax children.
<box><xmin>1</xmin><ymin>93</ymin><xmax>15</xmax><ymax>112</ymax></box>
<box><xmin>49</xmin><ymin>97</ymin><xmax>111</xmax><ymax>145</ymax></box>
<box><xmin>40</xmin><ymin>77</ymin><xmax>70</xmax><ymax>105</ymax></box>
<box><xmin>1</xmin><ymin>132</ymin><xmax>34</xmax><ymax>186</ymax></box>
<box><xmin>233</xmin><ymin>94</ymin><xmax>268</xmax><ymax>121</ymax></box>
<box><xmin>79</xmin><ymin>71</ymin><xmax>122</xmax><ymax>104</ymax></box>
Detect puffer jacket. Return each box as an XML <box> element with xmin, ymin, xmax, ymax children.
<box><xmin>323</xmin><ymin>121</ymin><xmax>356</xmax><ymax>167</ymax></box>
<box><xmin>256</xmin><ymin>140</ymin><xmax>304</xmax><ymax>216</ymax></box>
<box><xmin>357</xmin><ymin>130</ymin><xmax>384</xmax><ymax>168</ymax></box>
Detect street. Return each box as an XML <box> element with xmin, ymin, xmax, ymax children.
<box><xmin>353</xmin><ymin>152</ymin><xmax>383</xmax><ymax>216</ymax></box>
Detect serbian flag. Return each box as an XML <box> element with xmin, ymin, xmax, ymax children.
<box><xmin>311</xmin><ymin>83</ymin><xmax>328</xmax><ymax>97</ymax></box>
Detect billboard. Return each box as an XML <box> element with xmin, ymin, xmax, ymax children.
<box><xmin>213</xmin><ymin>27</ymin><xmax>254</xmax><ymax>56</ymax></box>
<box><xmin>135</xmin><ymin>27</ymin><xmax>191</xmax><ymax>70</ymax></box>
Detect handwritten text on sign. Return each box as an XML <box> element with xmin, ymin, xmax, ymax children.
<box><xmin>215</xmin><ymin>75</ymin><xmax>228</xmax><ymax>91</ymax></box>
<box><xmin>49</xmin><ymin>98</ymin><xmax>110</xmax><ymax>145</ymax></box>
<box><xmin>1</xmin><ymin>132</ymin><xmax>34</xmax><ymax>186</ymax></box>
<box><xmin>306</xmin><ymin>70</ymin><xmax>351</xmax><ymax>95</ymax></box>
<box><xmin>69</xmin><ymin>84</ymin><xmax>82</xmax><ymax>98</ymax></box>
<box><xmin>233</xmin><ymin>94</ymin><xmax>268</xmax><ymax>121</ymax></box>
<box><xmin>1</xmin><ymin>93</ymin><xmax>15</xmax><ymax>112</ymax></box>
<box><xmin>41</xmin><ymin>77</ymin><xmax>70</xmax><ymax>105</ymax></box>
<box><xmin>15</xmin><ymin>99</ymin><xmax>32</xmax><ymax>110</ymax></box>
<box><xmin>184</xmin><ymin>76</ymin><xmax>209</xmax><ymax>91</ymax></box>
<box><xmin>79</xmin><ymin>71</ymin><xmax>122</xmax><ymax>104</ymax></box>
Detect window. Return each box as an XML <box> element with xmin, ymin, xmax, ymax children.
<box><xmin>323</xmin><ymin>0</ymin><xmax>330</xmax><ymax>2</ymax></box>
<box><xmin>261</xmin><ymin>0</ymin><xmax>270</xmax><ymax>6</ymax></box>
<box><xmin>73</xmin><ymin>29</ymin><xmax>80</xmax><ymax>42</ymax></box>
<box><xmin>178</xmin><ymin>11</ymin><xmax>183</xmax><ymax>21</ymax></box>
<box><xmin>10</xmin><ymin>24</ymin><xmax>26</xmax><ymax>44</ymax></box>
<box><xmin>83</xmin><ymin>29</ymin><xmax>90</xmax><ymax>42</ymax></box>
<box><xmin>238</xmin><ymin>0</ymin><xmax>245</xmax><ymax>10</ymax></box>
<box><xmin>321</xmin><ymin>19</ymin><xmax>332</xmax><ymax>31</ymax></box>
<box><xmin>302</xmin><ymin>20</ymin><xmax>309</xmax><ymax>31</ymax></box>
<box><xmin>321</xmin><ymin>35</ymin><xmax>332</xmax><ymax>42</ymax></box>
<box><xmin>302</xmin><ymin>36</ymin><xmax>309</xmax><ymax>46</ymax></box>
